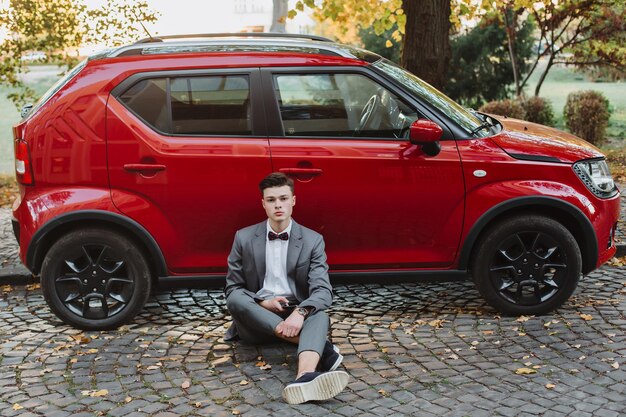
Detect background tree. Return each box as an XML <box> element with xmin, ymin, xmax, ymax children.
<box><xmin>0</xmin><ymin>0</ymin><xmax>159</xmax><ymax>108</ymax></box>
<box><xmin>465</xmin><ymin>0</ymin><xmax>626</xmax><ymax>96</ymax></box>
<box><xmin>290</xmin><ymin>0</ymin><xmax>452</xmax><ymax>90</ymax></box>
<box><xmin>445</xmin><ymin>17</ymin><xmax>534</xmax><ymax>108</ymax></box>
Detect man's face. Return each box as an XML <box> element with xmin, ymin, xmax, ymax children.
<box><xmin>262</xmin><ymin>185</ymin><xmax>295</xmax><ymax>225</ymax></box>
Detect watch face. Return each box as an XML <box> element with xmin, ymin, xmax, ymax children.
<box><xmin>297</xmin><ymin>307</ymin><xmax>308</xmax><ymax>316</ymax></box>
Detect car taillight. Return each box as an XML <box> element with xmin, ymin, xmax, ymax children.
<box><xmin>15</xmin><ymin>139</ymin><xmax>34</xmax><ymax>185</ymax></box>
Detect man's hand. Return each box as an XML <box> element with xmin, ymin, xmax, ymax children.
<box><xmin>259</xmin><ymin>296</ymin><xmax>289</xmax><ymax>313</ymax></box>
<box><xmin>276</xmin><ymin>310</ymin><xmax>304</xmax><ymax>338</ymax></box>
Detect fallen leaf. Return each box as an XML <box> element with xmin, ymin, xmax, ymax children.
<box><xmin>389</xmin><ymin>323</ymin><xmax>400</xmax><ymax>330</ymax></box>
<box><xmin>579</xmin><ymin>356</ymin><xmax>586</xmax><ymax>360</ymax></box>
<box><xmin>125</xmin><ymin>397</ymin><xmax>132</xmax><ymax>403</ymax></box>
<box><xmin>255</xmin><ymin>361</ymin><xmax>266</xmax><ymax>367</ymax></box>
<box><xmin>232</xmin><ymin>410</ymin><xmax>241</xmax><ymax>415</ymax></box>
<box><xmin>516</xmin><ymin>316</ymin><xmax>531</xmax><ymax>323</ymax></box>
<box><xmin>483</xmin><ymin>330</ymin><xmax>494</xmax><ymax>335</ymax></box>
<box><xmin>70</xmin><ymin>358</ymin><xmax>77</xmax><ymax>364</ymax></box>
<box><xmin>545</xmin><ymin>383</ymin><xmax>555</xmax><ymax>389</ymax></box>
<box><xmin>12</xmin><ymin>404</ymin><xmax>23</xmax><ymax>410</ymax></box>
<box><xmin>211</xmin><ymin>356</ymin><xmax>231</xmax><ymax>366</ymax></box>
<box><xmin>471</xmin><ymin>341</ymin><xmax>479</xmax><ymax>346</ymax></box>
<box><xmin>146</xmin><ymin>365</ymin><xmax>160</xmax><ymax>370</ymax></box>
<box><xmin>71</xmin><ymin>335</ymin><xmax>91</xmax><ymax>344</ymax></box>
<box><xmin>181</xmin><ymin>380</ymin><xmax>191</xmax><ymax>389</ymax></box>
<box><xmin>239</xmin><ymin>380</ymin><xmax>249</xmax><ymax>386</ymax></box>
<box><xmin>378</xmin><ymin>389</ymin><xmax>388</xmax><ymax>396</ymax></box>
<box><xmin>428</xmin><ymin>319</ymin><xmax>445</xmax><ymax>328</ymax></box>
<box><xmin>612</xmin><ymin>362</ymin><xmax>619</xmax><ymax>369</ymax></box>
<box><xmin>260</xmin><ymin>364</ymin><xmax>272</xmax><ymax>370</ymax></box>
<box><xmin>82</xmin><ymin>389</ymin><xmax>108</xmax><ymax>397</ymax></box>
<box><xmin>515</xmin><ymin>367</ymin><xmax>537</xmax><ymax>375</ymax></box>
<box><xmin>580</xmin><ymin>314</ymin><xmax>593</xmax><ymax>321</ymax></box>
<box><xmin>86</xmin><ymin>349</ymin><xmax>98</xmax><ymax>354</ymax></box>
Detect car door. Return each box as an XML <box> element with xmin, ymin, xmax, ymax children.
<box><xmin>262</xmin><ymin>67</ymin><xmax>465</xmax><ymax>270</ymax></box>
<box><xmin>106</xmin><ymin>68</ymin><xmax>271</xmax><ymax>274</ymax></box>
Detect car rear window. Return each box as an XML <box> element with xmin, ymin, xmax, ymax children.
<box><xmin>118</xmin><ymin>75</ymin><xmax>252</xmax><ymax>136</ymax></box>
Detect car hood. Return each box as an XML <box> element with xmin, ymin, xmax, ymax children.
<box><xmin>490</xmin><ymin>117</ymin><xmax>604</xmax><ymax>164</ymax></box>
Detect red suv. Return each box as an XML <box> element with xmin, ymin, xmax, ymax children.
<box><xmin>12</xmin><ymin>34</ymin><xmax>621</xmax><ymax>330</ymax></box>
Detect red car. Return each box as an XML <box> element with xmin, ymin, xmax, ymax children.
<box><xmin>12</xmin><ymin>34</ymin><xmax>621</xmax><ymax>330</ymax></box>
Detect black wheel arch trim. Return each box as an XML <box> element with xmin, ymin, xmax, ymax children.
<box><xmin>458</xmin><ymin>196</ymin><xmax>598</xmax><ymax>273</ymax></box>
<box><xmin>27</xmin><ymin>210</ymin><xmax>168</xmax><ymax>276</ymax></box>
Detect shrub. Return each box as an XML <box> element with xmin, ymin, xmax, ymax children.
<box><xmin>478</xmin><ymin>99</ymin><xmax>526</xmax><ymax>120</ymax></box>
<box><xmin>521</xmin><ymin>96</ymin><xmax>555</xmax><ymax>126</ymax></box>
<box><xmin>563</xmin><ymin>90</ymin><xmax>610</xmax><ymax>145</ymax></box>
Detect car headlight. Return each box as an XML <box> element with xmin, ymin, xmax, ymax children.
<box><xmin>573</xmin><ymin>159</ymin><xmax>617</xmax><ymax>198</ymax></box>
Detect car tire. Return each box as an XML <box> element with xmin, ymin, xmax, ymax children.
<box><xmin>471</xmin><ymin>215</ymin><xmax>582</xmax><ymax>316</ymax></box>
<box><xmin>41</xmin><ymin>228</ymin><xmax>151</xmax><ymax>330</ymax></box>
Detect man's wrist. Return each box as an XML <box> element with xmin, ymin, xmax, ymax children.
<box><xmin>295</xmin><ymin>306</ymin><xmax>311</xmax><ymax>318</ymax></box>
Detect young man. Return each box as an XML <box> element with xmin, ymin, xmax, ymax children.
<box><xmin>224</xmin><ymin>172</ymin><xmax>348</xmax><ymax>404</ymax></box>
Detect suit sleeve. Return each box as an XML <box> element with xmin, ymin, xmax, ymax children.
<box><xmin>298</xmin><ymin>235</ymin><xmax>333</xmax><ymax>313</ymax></box>
<box><xmin>224</xmin><ymin>230</ymin><xmax>263</xmax><ymax>302</ymax></box>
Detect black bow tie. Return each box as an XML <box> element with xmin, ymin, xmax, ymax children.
<box><xmin>268</xmin><ymin>231</ymin><xmax>289</xmax><ymax>241</ymax></box>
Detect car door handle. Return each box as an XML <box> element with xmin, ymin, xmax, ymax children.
<box><xmin>279</xmin><ymin>168</ymin><xmax>323</xmax><ymax>176</ymax></box>
<box><xmin>123</xmin><ymin>164</ymin><xmax>167</xmax><ymax>173</ymax></box>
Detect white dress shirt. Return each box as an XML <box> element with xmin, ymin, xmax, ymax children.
<box><xmin>256</xmin><ymin>220</ymin><xmax>294</xmax><ymax>300</ymax></box>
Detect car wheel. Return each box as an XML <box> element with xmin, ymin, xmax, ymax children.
<box><xmin>472</xmin><ymin>215</ymin><xmax>582</xmax><ymax>315</ymax></box>
<box><xmin>41</xmin><ymin>228</ymin><xmax>151</xmax><ymax>330</ymax></box>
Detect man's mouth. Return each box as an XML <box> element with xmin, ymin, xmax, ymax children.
<box><xmin>275</xmin><ymin>212</ymin><xmax>284</xmax><ymax>216</ymax></box>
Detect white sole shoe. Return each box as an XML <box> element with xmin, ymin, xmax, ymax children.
<box><xmin>283</xmin><ymin>371</ymin><xmax>349</xmax><ymax>404</ymax></box>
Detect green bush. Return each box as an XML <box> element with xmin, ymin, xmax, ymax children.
<box><xmin>479</xmin><ymin>99</ymin><xmax>526</xmax><ymax>120</ymax></box>
<box><xmin>521</xmin><ymin>96</ymin><xmax>555</xmax><ymax>126</ymax></box>
<box><xmin>563</xmin><ymin>90</ymin><xmax>610</xmax><ymax>145</ymax></box>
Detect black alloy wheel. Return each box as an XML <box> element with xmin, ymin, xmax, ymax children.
<box><xmin>41</xmin><ymin>229</ymin><xmax>151</xmax><ymax>330</ymax></box>
<box><xmin>472</xmin><ymin>215</ymin><xmax>582</xmax><ymax>315</ymax></box>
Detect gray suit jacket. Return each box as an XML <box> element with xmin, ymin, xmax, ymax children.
<box><xmin>224</xmin><ymin>220</ymin><xmax>333</xmax><ymax>340</ymax></box>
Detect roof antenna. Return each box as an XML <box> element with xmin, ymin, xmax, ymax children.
<box><xmin>131</xmin><ymin>8</ymin><xmax>154</xmax><ymax>40</ymax></box>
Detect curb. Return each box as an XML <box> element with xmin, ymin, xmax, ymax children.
<box><xmin>0</xmin><ymin>266</ymin><xmax>35</xmax><ymax>286</ymax></box>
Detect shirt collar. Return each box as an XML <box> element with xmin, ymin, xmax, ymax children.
<box><xmin>267</xmin><ymin>219</ymin><xmax>292</xmax><ymax>238</ymax></box>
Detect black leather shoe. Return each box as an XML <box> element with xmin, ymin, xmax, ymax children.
<box><xmin>319</xmin><ymin>341</ymin><xmax>343</xmax><ymax>372</ymax></box>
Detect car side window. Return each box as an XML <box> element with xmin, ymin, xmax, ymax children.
<box><xmin>273</xmin><ymin>73</ymin><xmax>419</xmax><ymax>139</ymax></box>
<box><xmin>118</xmin><ymin>75</ymin><xmax>252</xmax><ymax>136</ymax></box>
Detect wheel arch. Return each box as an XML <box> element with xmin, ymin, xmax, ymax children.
<box><xmin>459</xmin><ymin>196</ymin><xmax>598</xmax><ymax>275</ymax></box>
<box><xmin>27</xmin><ymin>210</ymin><xmax>168</xmax><ymax>278</ymax></box>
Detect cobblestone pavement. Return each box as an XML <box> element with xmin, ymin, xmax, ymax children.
<box><xmin>1</xmin><ymin>268</ymin><xmax>626</xmax><ymax>417</ymax></box>
<box><xmin>0</xmin><ymin>188</ymin><xmax>625</xmax><ymax>417</ymax></box>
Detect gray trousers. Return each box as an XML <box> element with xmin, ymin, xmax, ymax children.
<box><xmin>226</xmin><ymin>291</ymin><xmax>329</xmax><ymax>356</ymax></box>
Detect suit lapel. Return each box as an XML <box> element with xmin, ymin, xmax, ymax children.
<box><xmin>252</xmin><ymin>221</ymin><xmax>266</xmax><ymax>290</ymax></box>
<box><xmin>287</xmin><ymin>220</ymin><xmax>303</xmax><ymax>278</ymax></box>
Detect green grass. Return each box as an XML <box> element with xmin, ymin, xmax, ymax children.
<box><xmin>525</xmin><ymin>64</ymin><xmax>626</xmax><ymax>145</ymax></box>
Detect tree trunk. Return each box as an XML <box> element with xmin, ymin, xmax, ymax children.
<box><xmin>401</xmin><ymin>0</ymin><xmax>451</xmax><ymax>90</ymax></box>
<box><xmin>534</xmin><ymin>54</ymin><xmax>554</xmax><ymax>96</ymax></box>
<box><xmin>270</xmin><ymin>0</ymin><xmax>288</xmax><ymax>33</ymax></box>
<box><xmin>503</xmin><ymin>7</ymin><xmax>521</xmax><ymax>97</ymax></box>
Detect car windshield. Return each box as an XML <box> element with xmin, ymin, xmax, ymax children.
<box><xmin>372</xmin><ymin>58</ymin><xmax>489</xmax><ymax>137</ymax></box>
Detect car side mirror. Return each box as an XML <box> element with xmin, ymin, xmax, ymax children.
<box><xmin>409</xmin><ymin>119</ymin><xmax>442</xmax><ymax>156</ymax></box>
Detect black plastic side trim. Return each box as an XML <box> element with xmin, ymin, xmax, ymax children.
<box><xmin>158</xmin><ymin>270</ymin><xmax>468</xmax><ymax>289</ymax></box>
<box><xmin>26</xmin><ymin>210</ymin><xmax>168</xmax><ymax>276</ymax></box>
<box><xmin>508</xmin><ymin>153</ymin><xmax>562</xmax><ymax>163</ymax></box>
<box><xmin>458</xmin><ymin>196</ymin><xmax>598</xmax><ymax>272</ymax></box>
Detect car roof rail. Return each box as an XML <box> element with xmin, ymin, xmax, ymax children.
<box><xmin>133</xmin><ymin>32</ymin><xmax>334</xmax><ymax>44</ymax></box>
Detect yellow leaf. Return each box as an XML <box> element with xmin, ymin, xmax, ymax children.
<box><xmin>378</xmin><ymin>389</ymin><xmax>388</xmax><ymax>396</ymax></box>
<box><xmin>428</xmin><ymin>319</ymin><xmax>445</xmax><ymax>328</ymax></box>
<box><xmin>125</xmin><ymin>397</ymin><xmax>132</xmax><ymax>403</ymax></box>
<box><xmin>545</xmin><ymin>383</ymin><xmax>555</xmax><ymax>389</ymax></box>
<box><xmin>70</xmin><ymin>358</ymin><xmax>78</xmax><ymax>364</ymax></box>
<box><xmin>240</xmin><ymin>380</ymin><xmax>249</xmax><ymax>386</ymax></box>
<box><xmin>515</xmin><ymin>367</ymin><xmax>537</xmax><ymax>375</ymax></box>
<box><xmin>232</xmin><ymin>410</ymin><xmax>241</xmax><ymax>415</ymax></box>
<box><xmin>92</xmin><ymin>389</ymin><xmax>108</xmax><ymax>397</ymax></box>
<box><xmin>86</xmin><ymin>349</ymin><xmax>98</xmax><ymax>354</ymax></box>
<box><xmin>12</xmin><ymin>404</ymin><xmax>23</xmax><ymax>410</ymax></box>
<box><xmin>580</xmin><ymin>314</ymin><xmax>593</xmax><ymax>321</ymax></box>
<box><xmin>181</xmin><ymin>380</ymin><xmax>191</xmax><ymax>389</ymax></box>
<box><xmin>389</xmin><ymin>323</ymin><xmax>400</xmax><ymax>330</ymax></box>
<box><xmin>385</xmin><ymin>40</ymin><xmax>392</xmax><ymax>48</ymax></box>
<box><xmin>516</xmin><ymin>316</ymin><xmax>531</xmax><ymax>323</ymax></box>
<box><xmin>612</xmin><ymin>362</ymin><xmax>619</xmax><ymax>369</ymax></box>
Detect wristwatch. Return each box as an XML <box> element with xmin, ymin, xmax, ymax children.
<box><xmin>296</xmin><ymin>307</ymin><xmax>309</xmax><ymax>318</ymax></box>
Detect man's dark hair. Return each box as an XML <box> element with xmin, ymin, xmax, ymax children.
<box><xmin>259</xmin><ymin>172</ymin><xmax>294</xmax><ymax>194</ymax></box>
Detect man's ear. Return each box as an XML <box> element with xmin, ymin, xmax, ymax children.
<box><xmin>292</xmin><ymin>195</ymin><xmax>296</xmax><ymax>206</ymax></box>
